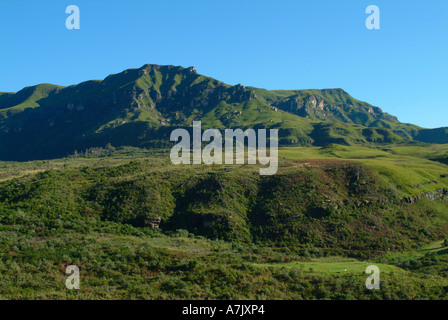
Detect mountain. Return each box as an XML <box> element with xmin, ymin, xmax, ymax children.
<box><xmin>414</xmin><ymin>127</ymin><xmax>448</xmax><ymax>144</ymax></box>
<box><xmin>0</xmin><ymin>64</ymin><xmax>445</xmax><ymax>161</ymax></box>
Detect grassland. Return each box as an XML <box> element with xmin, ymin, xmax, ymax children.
<box><xmin>280</xmin><ymin>144</ymin><xmax>448</xmax><ymax>196</ymax></box>
<box><xmin>1</xmin><ymin>144</ymin><xmax>448</xmax><ymax>299</ymax></box>
<box><xmin>255</xmin><ymin>256</ymin><xmax>405</xmax><ymax>275</ymax></box>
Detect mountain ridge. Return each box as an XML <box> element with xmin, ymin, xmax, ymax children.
<box><xmin>0</xmin><ymin>63</ymin><xmax>446</xmax><ymax>161</ymax></box>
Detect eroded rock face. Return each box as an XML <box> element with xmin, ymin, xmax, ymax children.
<box><xmin>403</xmin><ymin>189</ymin><xmax>448</xmax><ymax>204</ymax></box>
<box><xmin>410</xmin><ymin>180</ymin><xmax>438</xmax><ymax>188</ymax></box>
<box><xmin>272</xmin><ymin>95</ymin><xmax>330</xmax><ymax>119</ymax></box>
<box><xmin>306</xmin><ymin>95</ymin><xmax>325</xmax><ymax>111</ymax></box>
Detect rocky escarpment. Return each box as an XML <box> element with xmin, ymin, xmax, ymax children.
<box><xmin>257</xmin><ymin>88</ymin><xmax>399</xmax><ymax>127</ymax></box>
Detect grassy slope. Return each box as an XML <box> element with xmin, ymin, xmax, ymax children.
<box><xmin>280</xmin><ymin>144</ymin><xmax>448</xmax><ymax>197</ymax></box>
<box><xmin>0</xmin><ymin>84</ymin><xmax>64</xmax><ymax>118</ymax></box>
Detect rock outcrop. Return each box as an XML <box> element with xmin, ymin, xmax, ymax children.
<box><xmin>403</xmin><ymin>189</ymin><xmax>448</xmax><ymax>204</ymax></box>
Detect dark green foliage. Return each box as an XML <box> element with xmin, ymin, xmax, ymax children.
<box><xmin>1</xmin><ymin>153</ymin><xmax>448</xmax><ymax>299</ymax></box>
<box><xmin>0</xmin><ymin>215</ymin><xmax>448</xmax><ymax>299</ymax></box>
<box><xmin>2</xmin><ymin>157</ymin><xmax>448</xmax><ymax>255</ymax></box>
<box><xmin>168</xmin><ymin>171</ymin><xmax>258</xmax><ymax>241</ymax></box>
<box><xmin>89</xmin><ymin>177</ymin><xmax>175</xmax><ymax>226</ymax></box>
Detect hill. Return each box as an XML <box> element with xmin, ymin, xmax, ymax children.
<box><xmin>2</xmin><ymin>145</ymin><xmax>448</xmax><ymax>299</ymax></box>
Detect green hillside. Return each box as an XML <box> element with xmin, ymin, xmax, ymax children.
<box><xmin>1</xmin><ymin>145</ymin><xmax>448</xmax><ymax>299</ymax></box>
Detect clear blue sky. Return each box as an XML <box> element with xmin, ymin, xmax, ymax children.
<box><xmin>0</xmin><ymin>0</ymin><xmax>447</xmax><ymax>128</ymax></box>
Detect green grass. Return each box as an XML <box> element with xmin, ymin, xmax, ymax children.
<box><xmin>254</xmin><ymin>256</ymin><xmax>405</xmax><ymax>275</ymax></box>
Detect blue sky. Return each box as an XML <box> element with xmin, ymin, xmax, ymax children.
<box><xmin>0</xmin><ymin>0</ymin><xmax>447</xmax><ymax>128</ymax></box>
